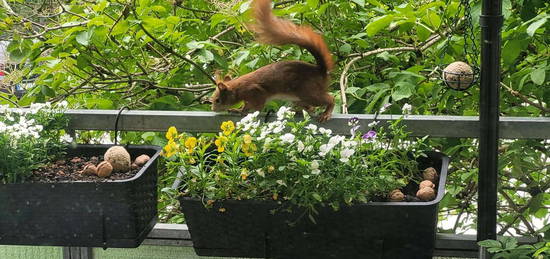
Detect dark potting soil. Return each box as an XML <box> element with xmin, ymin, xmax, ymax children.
<box><xmin>30</xmin><ymin>156</ymin><xmax>141</xmax><ymax>183</ymax></box>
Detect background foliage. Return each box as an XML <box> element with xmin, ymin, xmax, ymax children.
<box><xmin>0</xmin><ymin>0</ymin><xmax>548</xmax><ymax>237</ymax></box>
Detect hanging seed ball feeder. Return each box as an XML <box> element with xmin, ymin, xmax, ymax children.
<box><xmin>442</xmin><ymin>61</ymin><xmax>476</xmax><ymax>90</ymax></box>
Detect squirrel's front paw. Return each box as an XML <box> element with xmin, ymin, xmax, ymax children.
<box><xmin>317</xmin><ymin>112</ymin><xmax>332</xmax><ymax>123</ymax></box>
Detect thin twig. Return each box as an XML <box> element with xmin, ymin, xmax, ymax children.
<box><xmin>498</xmin><ymin>190</ymin><xmax>538</xmax><ymax>236</ymax></box>
<box><xmin>501</xmin><ymin>82</ymin><xmax>549</xmax><ymax>114</ymax></box>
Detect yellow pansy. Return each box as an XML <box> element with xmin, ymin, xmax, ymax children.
<box><xmin>165</xmin><ymin>126</ymin><xmax>178</xmax><ymax>140</ymax></box>
<box><xmin>162</xmin><ymin>139</ymin><xmax>178</xmax><ymax>157</ymax></box>
<box><xmin>242</xmin><ymin>143</ymin><xmax>257</xmax><ymax>157</ymax></box>
<box><xmin>215</xmin><ymin>135</ymin><xmax>228</xmax><ymax>152</ymax></box>
<box><xmin>243</xmin><ymin>134</ymin><xmax>252</xmax><ymax>144</ymax></box>
<box><xmin>184</xmin><ymin>137</ymin><xmax>198</xmax><ymax>154</ymax></box>
<box><xmin>220</xmin><ymin>121</ymin><xmax>235</xmax><ymax>136</ymax></box>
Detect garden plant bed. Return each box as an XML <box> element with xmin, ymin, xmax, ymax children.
<box><xmin>30</xmin><ymin>156</ymin><xmax>141</xmax><ymax>182</ymax></box>
<box><xmin>179</xmin><ymin>151</ymin><xmax>450</xmax><ymax>259</ymax></box>
<box><xmin>0</xmin><ymin>144</ymin><xmax>161</xmax><ymax>248</ymax></box>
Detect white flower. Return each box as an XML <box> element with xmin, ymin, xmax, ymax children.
<box><xmin>402</xmin><ymin>103</ymin><xmax>412</xmax><ymax>114</ymax></box>
<box><xmin>379</xmin><ymin>103</ymin><xmax>391</xmax><ymax>113</ymax></box>
<box><xmin>310</xmin><ymin>160</ymin><xmax>321</xmax><ymax>175</ymax></box>
<box><xmin>305</xmin><ymin>124</ymin><xmax>318</xmax><ymax>133</ymax></box>
<box><xmin>342</xmin><ymin>140</ymin><xmax>358</xmax><ymax>148</ymax></box>
<box><xmin>318</xmin><ymin>127</ymin><xmax>332</xmax><ymax>136</ymax></box>
<box><xmin>280</xmin><ymin>133</ymin><xmax>295</xmax><ymax>143</ymax></box>
<box><xmin>328</xmin><ymin>135</ymin><xmax>345</xmax><ymax>146</ymax></box>
<box><xmin>60</xmin><ymin>134</ymin><xmax>74</xmax><ymax>143</ymax></box>
<box><xmin>368</xmin><ymin>121</ymin><xmax>379</xmax><ymax>127</ymax></box>
<box><xmin>319</xmin><ymin>144</ymin><xmax>335</xmax><ymax>157</ymax></box>
<box><xmin>256</xmin><ymin>169</ymin><xmax>265</xmax><ymax>177</ymax></box>
<box><xmin>276</xmin><ymin>106</ymin><xmax>295</xmax><ymax>120</ymax></box>
<box><xmin>297</xmin><ymin>141</ymin><xmax>305</xmax><ymax>152</ymax></box>
<box><xmin>238</xmin><ymin>111</ymin><xmax>260</xmax><ymax>132</ymax></box>
<box><xmin>339</xmin><ymin>148</ymin><xmax>355</xmax><ymax>163</ymax></box>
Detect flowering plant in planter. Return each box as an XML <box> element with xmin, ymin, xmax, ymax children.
<box><xmin>0</xmin><ymin>102</ymin><xmax>161</xmax><ymax>248</ymax></box>
<box><xmin>164</xmin><ymin>105</ymin><xmax>431</xmax><ymax>213</ymax></box>
<box><xmin>0</xmin><ymin>102</ymin><xmax>72</xmax><ymax>184</ymax></box>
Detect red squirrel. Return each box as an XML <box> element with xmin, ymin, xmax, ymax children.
<box><xmin>210</xmin><ymin>0</ymin><xmax>335</xmax><ymax>122</ymax></box>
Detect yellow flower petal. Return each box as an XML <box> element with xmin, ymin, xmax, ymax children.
<box><xmin>166</xmin><ymin>126</ymin><xmax>178</xmax><ymax>140</ymax></box>
<box><xmin>243</xmin><ymin>134</ymin><xmax>252</xmax><ymax>144</ymax></box>
<box><xmin>185</xmin><ymin>137</ymin><xmax>197</xmax><ymax>153</ymax></box>
<box><xmin>221</xmin><ymin>121</ymin><xmax>235</xmax><ymax>136</ymax></box>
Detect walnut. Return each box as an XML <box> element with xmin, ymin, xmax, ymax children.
<box><xmin>423</xmin><ymin>167</ymin><xmax>438</xmax><ymax>182</ymax></box>
<box><xmin>134</xmin><ymin>154</ymin><xmax>151</xmax><ymax>167</ymax></box>
<box><xmin>104</xmin><ymin>146</ymin><xmax>131</xmax><ymax>172</ymax></box>
<box><xmin>389</xmin><ymin>189</ymin><xmax>405</xmax><ymax>202</ymax></box>
<box><xmin>419</xmin><ymin>180</ymin><xmax>435</xmax><ymax>189</ymax></box>
<box><xmin>97</xmin><ymin>161</ymin><xmax>113</xmax><ymax>178</ymax></box>
<box><xmin>416</xmin><ymin>187</ymin><xmax>436</xmax><ymax>201</ymax></box>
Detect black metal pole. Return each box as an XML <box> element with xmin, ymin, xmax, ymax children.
<box><xmin>478</xmin><ymin>0</ymin><xmax>502</xmax><ymax>258</ymax></box>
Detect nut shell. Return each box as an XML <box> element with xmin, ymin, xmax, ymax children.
<box><xmin>134</xmin><ymin>154</ymin><xmax>151</xmax><ymax>167</ymax></box>
<box><xmin>416</xmin><ymin>187</ymin><xmax>436</xmax><ymax>201</ymax></box>
<box><xmin>419</xmin><ymin>180</ymin><xmax>435</xmax><ymax>189</ymax></box>
<box><xmin>104</xmin><ymin>146</ymin><xmax>131</xmax><ymax>172</ymax></box>
<box><xmin>423</xmin><ymin>167</ymin><xmax>438</xmax><ymax>182</ymax></box>
<box><xmin>443</xmin><ymin>61</ymin><xmax>474</xmax><ymax>90</ymax></box>
<box><xmin>97</xmin><ymin>161</ymin><xmax>113</xmax><ymax>178</ymax></box>
<box><xmin>81</xmin><ymin>164</ymin><xmax>97</xmax><ymax>176</ymax></box>
<box><xmin>389</xmin><ymin>189</ymin><xmax>405</xmax><ymax>202</ymax></box>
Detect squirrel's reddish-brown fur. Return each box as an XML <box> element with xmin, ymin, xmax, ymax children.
<box><xmin>210</xmin><ymin>0</ymin><xmax>334</xmax><ymax>122</ymax></box>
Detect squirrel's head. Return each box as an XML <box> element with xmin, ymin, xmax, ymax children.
<box><xmin>210</xmin><ymin>75</ymin><xmax>238</xmax><ymax>112</ymax></box>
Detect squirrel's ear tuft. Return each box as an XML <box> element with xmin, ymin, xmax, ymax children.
<box><xmin>223</xmin><ymin>75</ymin><xmax>232</xmax><ymax>82</ymax></box>
<box><xmin>217</xmin><ymin>82</ymin><xmax>228</xmax><ymax>91</ymax></box>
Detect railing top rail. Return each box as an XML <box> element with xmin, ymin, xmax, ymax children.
<box><xmin>62</xmin><ymin>109</ymin><xmax>550</xmax><ymax>139</ymax></box>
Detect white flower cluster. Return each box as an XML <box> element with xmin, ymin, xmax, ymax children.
<box><xmin>0</xmin><ymin>102</ymin><xmax>70</xmax><ymax>143</ymax></box>
<box><xmin>0</xmin><ymin>117</ymin><xmax>42</xmax><ymax>140</ymax></box>
<box><xmin>237</xmin><ymin>106</ymin><xmax>367</xmax><ymax>177</ymax></box>
<box><xmin>237</xmin><ymin>111</ymin><xmax>260</xmax><ymax>133</ymax></box>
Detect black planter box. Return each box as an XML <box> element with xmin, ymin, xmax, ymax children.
<box><xmin>179</xmin><ymin>151</ymin><xmax>449</xmax><ymax>259</ymax></box>
<box><xmin>0</xmin><ymin>144</ymin><xmax>161</xmax><ymax>248</ymax></box>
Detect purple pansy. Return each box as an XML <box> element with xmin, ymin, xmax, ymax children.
<box><xmin>362</xmin><ymin>130</ymin><xmax>377</xmax><ymax>140</ymax></box>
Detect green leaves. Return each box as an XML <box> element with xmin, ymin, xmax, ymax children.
<box><xmin>392</xmin><ymin>81</ymin><xmax>415</xmax><ymax>101</ymax></box>
<box><xmin>7</xmin><ymin>39</ymin><xmax>32</xmax><ymax>63</ymax></box>
<box><xmin>526</xmin><ymin>15</ymin><xmax>547</xmax><ymax>36</ymax></box>
<box><xmin>366</xmin><ymin>15</ymin><xmax>394</xmax><ymax>36</ymax></box>
<box><xmin>75</xmin><ymin>29</ymin><xmax>94</xmax><ymax>46</ymax></box>
<box><xmin>530</xmin><ymin>68</ymin><xmax>546</xmax><ymax>86</ymax></box>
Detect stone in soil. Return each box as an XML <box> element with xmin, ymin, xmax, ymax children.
<box><xmin>30</xmin><ymin>156</ymin><xmax>142</xmax><ymax>183</ymax></box>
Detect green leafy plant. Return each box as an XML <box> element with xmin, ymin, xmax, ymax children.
<box><xmin>0</xmin><ymin>102</ymin><xmax>71</xmax><ymax>183</ymax></box>
<box><xmin>479</xmin><ymin>236</ymin><xmax>550</xmax><ymax>259</ymax></box>
<box><xmin>163</xmin><ymin>104</ymin><xmax>430</xmax><ymax>214</ymax></box>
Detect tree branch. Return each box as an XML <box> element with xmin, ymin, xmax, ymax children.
<box><xmin>501</xmin><ymin>82</ymin><xmax>549</xmax><ymax>114</ymax></box>
<box><xmin>136</xmin><ymin>22</ymin><xmax>216</xmax><ymax>85</ymax></box>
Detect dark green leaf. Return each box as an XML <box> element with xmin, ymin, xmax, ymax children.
<box><xmin>478</xmin><ymin>239</ymin><xmax>502</xmax><ymax>248</ymax></box>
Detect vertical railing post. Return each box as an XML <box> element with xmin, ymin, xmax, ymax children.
<box><xmin>478</xmin><ymin>0</ymin><xmax>502</xmax><ymax>258</ymax></box>
<box><xmin>62</xmin><ymin>247</ymin><xmax>93</xmax><ymax>259</ymax></box>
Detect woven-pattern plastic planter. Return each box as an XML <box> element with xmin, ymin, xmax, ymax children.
<box><xmin>179</xmin><ymin>151</ymin><xmax>449</xmax><ymax>259</ymax></box>
<box><xmin>0</xmin><ymin>144</ymin><xmax>160</xmax><ymax>248</ymax></box>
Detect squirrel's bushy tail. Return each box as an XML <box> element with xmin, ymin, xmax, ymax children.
<box><xmin>251</xmin><ymin>0</ymin><xmax>334</xmax><ymax>73</ymax></box>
